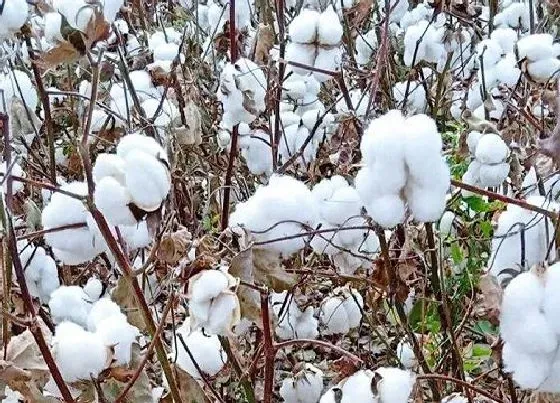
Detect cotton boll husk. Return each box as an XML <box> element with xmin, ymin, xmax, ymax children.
<box><xmin>517</xmin><ymin>34</ymin><xmax>554</xmax><ymax>62</ymax></box>
<box><xmin>367</xmin><ymin>194</ymin><xmax>406</xmax><ymax>228</ymax></box>
<box><xmin>478</xmin><ymin>162</ymin><xmax>509</xmax><ymax>187</ymax></box>
<box><xmin>123</xmin><ymin>149</ymin><xmax>170</xmax><ymax>211</ymax></box>
<box><xmin>288</xmin><ymin>9</ymin><xmax>319</xmax><ymax>43</ymax></box>
<box><xmin>87</xmin><ymin>298</ymin><xmax>124</xmax><ymax>331</ymax></box>
<box><xmin>320</xmin><ymin>297</ymin><xmax>349</xmax><ymax>335</ymax></box>
<box><xmin>502</xmin><ymin>342</ymin><xmax>550</xmax><ymax>389</ymax></box>
<box><xmin>52</xmin><ymin>321</ymin><xmax>108</xmax><ymax>382</ymax></box>
<box><xmin>376</xmin><ymin>367</ymin><xmax>415</xmax><ymax>403</ymax></box>
<box><xmin>318</xmin><ymin>6</ymin><xmax>342</xmax><ymax>45</ymax></box>
<box><xmin>526</xmin><ymin>58</ymin><xmax>560</xmax><ymax>82</ymax></box>
<box><xmin>174</xmin><ymin>321</ymin><xmax>227</xmax><ymax>379</ymax></box>
<box><xmin>95</xmin><ymin>316</ymin><xmax>139</xmax><ymax>365</ymax></box>
<box><xmin>94</xmin><ymin>176</ymin><xmax>136</xmax><ymax>226</ymax></box>
<box><xmin>474</xmin><ymin>133</ymin><xmax>509</xmax><ymax>164</ymax></box>
<box><xmin>314</xmin><ymin>48</ymin><xmax>342</xmax><ymax>82</ymax></box>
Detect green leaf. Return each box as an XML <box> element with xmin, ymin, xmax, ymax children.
<box><xmin>480</xmin><ymin>220</ymin><xmax>493</xmax><ymax>237</ymax></box>
<box><xmin>450</xmin><ymin>243</ymin><xmax>463</xmax><ymax>265</ymax></box>
<box><xmin>464</xmin><ymin>196</ymin><xmax>489</xmax><ymax>213</ymax></box>
<box><xmin>473</xmin><ymin>320</ymin><xmax>498</xmax><ymax>336</ymax></box>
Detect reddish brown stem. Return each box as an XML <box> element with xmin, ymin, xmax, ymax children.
<box><xmin>261</xmin><ymin>293</ymin><xmax>275</xmax><ymax>403</ymax></box>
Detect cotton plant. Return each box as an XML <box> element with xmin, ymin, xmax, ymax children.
<box><xmin>146</xmin><ymin>28</ymin><xmax>187</xmax><ymax>73</ymax></box>
<box><xmin>487</xmin><ymin>196</ymin><xmax>557</xmax><ymax>285</ymax></box>
<box><xmin>271</xmin><ymin>291</ymin><xmax>318</xmax><ymax>340</ymax></box>
<box><xmin>93</xmin><ymin>133</ymin><xmax>171</xmax><ymax>225</ymax></box>
<box><xmin>173</xmin><ymin>318</ymin><xmax>228</xmax><ymax>379</ymax></box>
<box><xmin>462</xmin><ymin>132</ymin><xmax>510</xmax><ymax>189</ymax></box>
<box><xmin>217</xmin><ymin>58</ymin><xmax>266</xmax><ymax>129</ymax></box>
<box><xmin>319</xmin><ymin>286</ymin><xmax>363</xmax><ymax>335</ymax></box>
<box><xmin>319</xmin><ymin>368</ymin><xmax>415</xmax><ymax>403</ymax></box>
<box><xmin>279</xmin><ymin>364</ymin><xmax>324</xmax><ymax>403</ymax></box>
<box><xmin>500</xmin><ymin>264</ymin><xmax>560</xmax><ymax>391</ymax></box>
<box><xmin>285</xmin><ymin>6</ymin><xmax>343</xmax><ymax>82</ymax></box>
<box><xmin>17</xmin><ymin>241</ymin><xmax>60</xmax><ymax>303</ymax></box>
<box><xmin>403</xmin><ymin>20</ymin><xmax>446</xmax><ymax>68</ymax></box>
<box><xmin>336</xmin><ymin>89</ymin><xmax>373</xmax><ymax>117</ymax></box>
<box><xmin>355</xmin><ymin>111</ymin><xmax>450</xmax><ymax>227</ymax></box>
<box><xmin>187</xmin><ymin>268</ymin><xmax>241</xmax><ymax>335</ymax></box>
<box><xmin>229</xmin><ymin>175</ymin><xmax>318</xmax><ymax>255</ymax></box>
<box><xmin>237</xmin><ymin>124</ymin><xmax>274</xmax><ymax>176</ymax></box>
<box><xmin>517</xmin><ymin>34</ymin><xmax>560</xmax><ymax>83</ymax></box>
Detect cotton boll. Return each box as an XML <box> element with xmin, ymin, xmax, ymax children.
<box><xmin>49</xmin><ymin>286</ymin><xmax>91</xmax><ymax>327</ymax></box>
<box><xmin>44</xmin><ymin>12</ymin><xmax>64</xmax><ymax>43</ymax></box>
<box><xmin>83</xmin><ymin>278</ymin><xmax>103</xmax><ymax>302</ymax></box>
<box><xmin>490</xmin><ymin>27</ymin><xmax>517</xmax><ymax>54</ymax></box>
<box><xmin>478</xmin><ymin>162</ymin><xmax>509</xmax><ymax>187</ymax></box>
<box><xmin>406</xmin><ymin>182</ymin><xmax>448</xmax><ymax>223</ymax></box>
<box><xmin>402</xmin><ymin>114</ymin><xmax>442</xmax><ymax>181</ymax></box>
<box><xmin>116</xmin><ymin>133</ymin><xmax>167</xmax><ymax>162</ymax></box>
<box><xmin>102</xmin><ymin>0</ymin><xmax>124</xmax><ymax>22</ymax></box>
<box><xmin>39</xmin><ymin>258</ymin><xmax>60</xmax><ymax>302</ymax></box>
<box><xmin>320</xmin><ymin>297</ymin><xmax>349</xmax><ymax>335</ymax></box>
<box><xmin>543</xmin><ymin>263</ymin><xmax>560</xmax><ymax>335</ymax></box>
<box><xmin>190</xmin><ymin>270</ymin><xmax>230</xmax><ymax>302</ymax></box>
<box><xmin>314</xmin><ymin>48</ymin><xmax>342</xmax><ymax>82</ymax></box>
<box><xmin>95</xmin><ymin>316</ymin><xmax>139</xmax><ymax>365</ymax></box>
<box><xmin>0</xmin><ymin>0</ymin><xmax>29</xmax><ymax>39</ymax></box>
<box><xmin>94</xmin><ymin>176</ymin><xmax>136</xmax><ymax>225</ymax></box>
<box><xmin>279</xmin><ymin>364</ymin><xmax>324</xmax><ymax>403</ymax></box>
<box><xmin>87</xmin><ymin>298</ymin><xmax>124</xmax><ymax>331</ymax></box>
<box><xmin>318</xmin><ymin>6</ymin><xmax>342</xmax><ymax>45</ymax></box>
<box><xmin>52</xmin><ymin>321</ymin><xmax>108</xmax><ymax>382</ymax></box>
<box><xmin>526</xmin><ymin>58</ymin><xmax>560</xmax><ymax>83</ymax></box>
<box><xmin>474</xmin><ymin>133</ymin><xmax>509</xmax><ymax>164</ymax></box>
<box><xmin>502</xmin><ymin>342</ymin><xmax>550</xmax><ymax>389</ymax></box>
<box><xmin>288</xmin><ymin>9</ymin><xmax>319</xmax><ymax>43</ymax></box>
<box><xmin>375</xmin><ymin>367</ymin><xmax>415</xmax><ymax>403</ymax></box>
<box><xmin>173</xmin><ymin>321</ymin><xmax>227</xmax><ymax>379</ymax></box>
<box><xmin>355</xmin><ymin>29</ymin><xmax>377</xmax><ymax>65</ymax></box>
<box><xmin>397</xmin><ymin>340</ymin><xmax>416</xmax><ymax>369</ymax></box>
<box><xmin>123</xmin><ymin>149</ymin><xmax>170</xmax><ymax>212</ymax></box>
<box><xmin>338</xmin><ymin>370</ymin><xmax>376</xmax><ymax>403</ymax></box>
<box><xmin>367</xmin><ymin>195</ymin><xmax>406</xmax><ymax>228</ymax></box>
<box><xmin>517</xmin><ymin>34</ymin><xmax>554</xmax><ymax>62</ymax></box>
<box><xmin>476</xmin><ymin>39</ymin><xmax>503</xmax><ymax>68</ymax></box>
<box><xmin>442</xmin><ymin>393</ymin><xmax>469</xmax><ymax>403</ymax></box>
<box><xmin>321</xmin><ymin>186</ymin><xmax>362</xmax><ymax>225</ymax></box>
<box><xmin>466</xmin><ymin>131</ymin><xmax>483</xmax><ymax>155</ymax></box>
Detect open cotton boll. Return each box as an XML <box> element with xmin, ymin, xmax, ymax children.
<box><xmin>490</xmin><ymin>27</ymin><xmax>518</xmax><ymax>54</ymax></box>
<box><xmin>101</xmin><ymin>0</ymin><xmax>124</xmax><ymax>22</ymax></box>
<box><xmin>442</xmin><ymin>393</ymin><xmax>469</xmax><ymax>403</ymax></box>
<box><xmin>94</xmin><ymin>176</ymin><xmax>136</xmax><ymax>225</ymax></box>
<box><xmin>478</xmin><ymin>162</ymin><xmax>509</xmax><ymax>187</ymax></box>
<box><xmin>95</xmin><ymin>316</ymin><xmax>139</xmax><ymax>365</ymax></box>
<box><xmin>325</xmin><ymin>370</ymin><xmax>376</xmax><ymax>403</ymax></box>
<box><xmin>92</xmin><ymin>153</ymin><xmax>126</xmax><ymax>184</ymax></box>
<box><xmin>355</xmin><ymin>29</ymin><xmax>377</xmax><ymax>65</ymax></box>
<box><xmin>393</xmin><ymin>81</ymin><xmax>427</xmax><ymax>114</ymax></box>
<box><xmin>284</xmin><ymin>44</ymin><xmax>315</xmax><ymax>74</ymax></box>
<box><xmin>44</xmin><ymin>12</ymin><xmax>64</xmax><ymax>43</ymax></box>
<box><xmin>543</xmin><ymin>264</ymin><xmax>560</xmax><ymax>334</ymax></box>
<box><xmin>375</xmin><ymin>367</ymin><xmax>415</xmax><ymax>403</ymax></box>
<box><xmin>123</xmin><ymin>149</ymin><xmax>170</xmax><ymax>212</ymax></box>
<box><xmin>49</xmin><ymin>286</ymin><xmax>91</xmax><ymax>327</ymax></box>
<box><xmin>517</xmin><ymin>34</ymin><xmax>554</xmax><ymax>62</ymax></box>
<box><xmin>367</xmin><ymin>194</ymin><xmax>406</xmax><ymax>228</ymax></box>
<box><xmin>0</xmin><ymin>70</ymin><xmax>38</xmax><ymax>114</ymax></box>
<box><xmin>397</xmin><ymin>340</ymin><xmax>416</xmax><ymax>368</ymax></box>
<box><xmin>271</xmin><ymin>292</ymin><xmax>318</xmax><ymax>340</ymax></box>
<box><xmin>502</xmin><ymin>342</ymin><xmax>551</xmax><ymax>389</ymax></box>
<box><xmin>0</xmin><ymin>0</ymin><xmax>28</xmax><ymax>39</ymax></box>
<box><xmin>279</xmin><ymin>364</ymin><xmax>324</xmax><ymax>403</ymax></box>
<box><xmin>87</xmin><ymin>298</ymin><xmax>125</xmax><ymax>331</ymax></box>
<box><xmin>174</xmin><ymin>321</ymin><xmax>227</xmax><ymax>379</ymax></box>
<box><xmin>494</xmin><ymin>2</ymin><xmax>530</xmax><ymax>29</ymax></box>
<box><xmin>402</xmin><ymin>114</ymin><xmax>442</xmax><ymax>179</ymax></box>
<box><xmin>319</xmin><ymin>292</ymin><xmax>362</xmax><ymax>335</ymax></box>
<box><xmin>2</xmin><ymin>386</ymin><xmax>24</xmax><ymax>403</ymax></box>
<box><xmin>406</xmin><ymin>181</ymin><xmax>448</xmax><ymax>223</ymax></box>
<box><xmin>116</xmin><ymin>133</ymin><xmax>167</xmax><ymax>162</ymax></box>
<box><xmin>526</xmin><ymin>58</ymin><xmax>560</xmax><ymax>82</ymax></box>
<box><xmin>476</xmin><ymin>39</ymin><xmax>503</xmax><ymax>68</ymax></box>
<box><xmin>83</xmin><ymin>278</ymin><xmax>103</xmax><ymax>302</ymax></box>
<box><xmin>288</xmin><ymin>9</ymin><xmax>319</xmax><ymax>43</ymax></box>
<box><xmin>52</xmin><ymin>321</ymin><xmax>109</xmax><ymax>382</ymax></box>
<box><xmin>187</xmin><ymin>269</ymin><xmax>240</xmax><ymax>335</ymax></box>
<box><xmin>318</xmin><ymin>6</ymin><xmax>342</xmax><ymax>45</ymax></box>
<box><xmin>474</xmin><ymin>133</ymin><xmax>509</xmax><ymax>164</ymax></box>
<box><xmin>314</xmin><ymin>47</ymin><xmax>342</xmax><ymax>82</ymax></box>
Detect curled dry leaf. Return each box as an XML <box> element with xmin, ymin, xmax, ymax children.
<box><xmin>254</xmin><ymin>23</ymin><xmax>275</xmax><ymax>64</ymax></box>
<box><xmin>477</xmin><ymin>274</ymin><xmax>503</xmax><ymax>325</ymax></box>
<box><xmin>112</xmin><ymin>278</ymin><xmax>147</xmax><ymax>332</ymax></box>
<box><xmin>162</xmin><ymin>365</ymin><xmax>209</xmax><ymax>403</ymax></box>
<box><xmin>157</xmin><ymin>228</ymin><xmax>193</xmax><ymax>265</ymax></box>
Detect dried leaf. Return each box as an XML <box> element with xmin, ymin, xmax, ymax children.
<box><xmin>253</xmin><ymin>249</ymin><xmax>297</xmax><ymax>292</ymax></box>
<box><xmin>230</xmin><ymin>249</ymin><xmax>262</xmax><ymax>327</ymax></box>
<box><xmin>254</xmin><ymin>23</ymin><xmax>274</xmax><ymax>64</ymax></box>
<box><xmin>38</xmin><ymin>41</ymin><xmax>81</xmax><ymax>68</ymax></box>
<box><xmin>157</xmin><ymin>228</ymin><xmax>193</xmax><ymax>265</ymax></box>
<box><xmin>478</xmin><ymin>274</ymin><xmax>502</xmax><ymax>325</ymax></box>
<box><xmin>171</xmin><ymin>365</ymin><xmax>209</xmax><ymax>403</ymax></box>
<box><xmin>85</xmin><ymin>10</ymin><xmax>111</xmax><ymax>49</ymax></box>
<box><xmin>5</xmin><ymin>329</ymin><xmax>49</xmax><ymax>375</ymax></box>
<box><xmin>111</xmin><ymin>278</ymin><xmax>147</xmax><ymax>332</ymax></box>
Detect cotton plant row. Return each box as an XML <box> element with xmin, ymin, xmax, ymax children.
<box><xmin>462</xmin><ymin>131</ymin><xmax>510</xmax><ymax>189</ymax></box>
<box><xmin>499</xmin><ymin>263</ymin><xmax>560</xmax><ymax>391</ymax></box>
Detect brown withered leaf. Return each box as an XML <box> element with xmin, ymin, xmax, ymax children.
<box><xmin>166</xmin><ymin>365</ymin><xmax>209</xmax><ymax>403</ymax></box>
<box><xmin>254</xmin><ymin>23</ymin><xmax>275</xmax><ymax>64</ymax></box>
<box><xmin>38</xmin><ymin>41</ymin><xmax>81</xmax><ymax>68</ymax></box>
<box><xmin>330</xmin><ymin>356</ymin><xmax>360</xmax><ymax>383</ymax></box>
<box><xmin>478</xmin><ymin>274</ymin><xmax>502</xmax><ymax>325</ymax></box>
<box><xmin>5</xmin><ymin>328</ymin><xmax>49</xmax><ymax>376</ymax></box>
<box><xmin>112</xmin><ymin>278</ymin><xmax>146</xmax><ymax>332</ymax></box>
<box><xmin>85</xmin><ymin>10</ymin><xmax>111</xmax><ymax>49</ymax></box>
<box><xmin>253</xmin><ymin>249</ymin><xmax>297</xmax><ymax>292</ymax></box>
<box><xmin>230</xmin><ymin>249</ymin><xmax>262</xmax><ymax>327</ymax></box>
<box><xmin>157</xmin><ymin>228</ymin><xmax>193</xmax><ymax>265</ymax></box>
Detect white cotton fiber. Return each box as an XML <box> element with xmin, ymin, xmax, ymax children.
<box><xmin>318</xmin><ymin>6</ymin><xmax>343</xmax><ymax>45</ymax></box>
<box><xmin>288</xmin><ymin>9</ymin><xmax>319</xmax><ymax>43</ymax></box>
